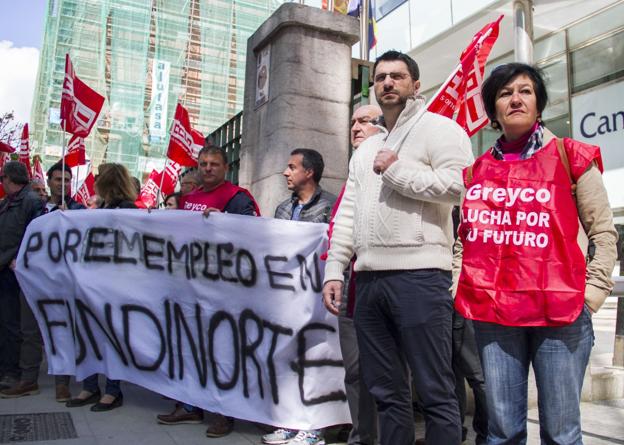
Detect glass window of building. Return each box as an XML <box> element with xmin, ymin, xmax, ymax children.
<box><xmin>451</xmin><ymin>0</ymin><xmax>497</xmax><ymax>24</ymax></box>
<box><xmin>568</xmin><ymin>2</ymin><xmax>624</xmax><ymax>48</ymax></box>
<box><xmin>538</xmin><ymin>54</ymin><xmax>569</xmax><ymax>122</ymax></box>
<box><xmin>375</xmin><ymin>2</ymin><xmax>411</xmax><ymax>54</ymax></box>
<box><xmin>409</xmin><ymin>0</ymin><xmax>452</xmax><ymax>48</ymax></box>
<box><xmin>533</xmin><ymin>31</ymin><xmax>566</xmax><ymax>61</ymax></box>
<box><xmin>571</xmin><ymin>31</ymin><xmax>624</xmax><ymax>93</ymax></box>
<box><xmin>375</xmin><ymin>0</ymin><xmax>407</xmax><ymax>20</ymax></box>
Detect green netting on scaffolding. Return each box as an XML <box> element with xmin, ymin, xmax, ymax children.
<box><xmin>31</xmin><ymin>0</ymin><xmax>285</xmax><ymax>179</ymax></box>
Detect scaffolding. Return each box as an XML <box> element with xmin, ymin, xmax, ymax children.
<box><xmin>30</xmin><ymin>0</ymin><xmax>284</xmax><ymax>178</ymax></box>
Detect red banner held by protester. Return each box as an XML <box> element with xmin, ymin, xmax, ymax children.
<box><xmin>161</xmin><ymin>159</ymin><xmax>181</xmax><ymax>196</ymax></box>
<box><xmin>138</xmin><ymin>169</ymin><xmax>161</xmax><ymax>209</ymax></box>
<box><xmin>166</xmin><ymin>103</ymin><xmax>204</xmax><ymax>167</ymax></box>
<box><xmin>73</xmin><ymin>172</ymin><xmax>95</xmax><ymax>206</ymax></box>
<box><xmin>19</xmin><ymin>124</ymin><xmax>32</xmax><ymax>178</ymax></box>
<box><xmin>32</xmin><ymin>155</ymin><xmax>45</xmax><ymax>183</ymax></box>
<box><xmin>427</xmin><ymin>15</ymin><xmax>503</xmax><ymax>137</ymax></box>
<box><xmin>0</xmin><ymin>140</ymin><xmax>15</xmax><ymax>153</ymax></box>
<box><xmin>61</xmin><ymin>54</ymin><xmax>105</xmax><ymax>137</ymax></box>
<box><xmin>64</xmin><ymin>135</ymin><xmax>87</xmax><ymax>168</ymax></box>
<box><xmin>0</xmin><ymin>153</ymin><xmax>6</xmax><ymax>199</ymax></box>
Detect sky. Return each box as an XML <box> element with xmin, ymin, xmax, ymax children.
<box><xmin>0</xmin><ymin>0</ymin><xmax>47</xmax><ymax>126</ymax></box>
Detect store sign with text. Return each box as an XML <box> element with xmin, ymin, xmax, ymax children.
<box><xmin>572</xmin><ymin>81</ymin><xmax>624</xmax><ymax>171</ymax></box>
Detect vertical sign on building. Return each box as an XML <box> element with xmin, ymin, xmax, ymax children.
<box><xmin>150</xmin><ymin>59</ymin><xmax>170</xmax><ymax>139</ymax></box>
<box><xmin>255</xmin><ymin>45</ymin><xmax>270</xmax><ymax>108</ymax></box>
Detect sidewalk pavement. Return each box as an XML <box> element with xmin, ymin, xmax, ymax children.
<box><xmin>1</xmin><ymin>301</ymin><xmax>623</xmax><ymax>444</ymax></box>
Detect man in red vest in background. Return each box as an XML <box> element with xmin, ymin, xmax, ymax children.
<box><xmin>178</xmin><ymin>146</ymin><xmax>259</xmax><ymax>216</ymax></box>
<box><xmin>156</xmin><ymin>144</ymin><xmax>259</xmax><ymax>438</ymax></box>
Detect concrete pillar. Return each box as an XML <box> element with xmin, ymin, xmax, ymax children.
<box><xmin>239</xmin><ymin>3</ymin><xmax>359</xmax><ymax>215</ymax></box>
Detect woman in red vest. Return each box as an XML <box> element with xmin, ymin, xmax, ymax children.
<box><xmin>453</xmin><ymin>63</ymin><xmax>618</xmax><ymax>444</ymax></box>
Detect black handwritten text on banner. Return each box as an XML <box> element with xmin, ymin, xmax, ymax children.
<box><xmin>15</xmin><ymin>210</ymin><xmax>348</xmax><ymax>429</ymax></box>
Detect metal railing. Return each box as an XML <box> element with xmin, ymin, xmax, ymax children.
<box><xmin>207</xmin><ymin>111</ymin><xmax>243</xmax><ymax>185</ymax></box>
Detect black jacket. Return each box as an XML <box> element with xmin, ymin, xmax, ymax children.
<box><xmin>104</xmin><ymin>199</ymin><xmax>138</xmax><ymax>209</ymax></box>
<box><xmin>0</xmin><ymin>185</ymin><xmax>45</xmax><ymax>269</ymax></box>
<box><xmin>274</xmin><ymin>186</ymin><xmax>337</xmax><ymax>223</ymax></box>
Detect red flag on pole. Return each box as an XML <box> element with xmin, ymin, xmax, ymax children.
<box><xmin>19</xmin><ymin>124</ymin><xmax>32</xmax><ymax>178</ymax></box>
<box><xmin>166</xmin><ymin>103</ymin><xmax>204</xmax><ymax>167</ymax></box>
<box><xmin>60</xmin><ymin>54</ymin><xmax>105</xmax><ymax>137</ymax></box>
<box><xmin>0</xmin><ymin>152</ymin><xmax>7</xmax><ymax>199</ymax></box>
<box><xmin>32</xmin><ymin>155</ymin><xmax>45</xmax><ymax>183</ymax></box>
<box><xmin>427</xmin><ymin>15</ymin><xmax>503</xmax><ymax>137</ymax></box>
<box><xmin>0</xmin><ymin>141</ymin><xmax>15</xmax><ymax>153</ymax></box>
<box><xmin>73</xmin><ymin>172</ymin><xmax>95</xmax><ymax>206</ymax></box>
<box><xmin>138</xmin><ymin>169</ymin><xmax>161</xmax><ymax>209</ymax></box>
<box><xmin>161</xmin><ymin>159</ymin><xmax>181</xmax><ymax>196</ymax></box>
<box><xmin>64</xmin><ymin>135</ymin><xmax>87</xmax><ymax>167</ymax></box>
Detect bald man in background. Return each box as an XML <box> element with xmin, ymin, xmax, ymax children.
<box><xmin>338</xmin><ymin>104</ymin><xmax>382</xmax><ymax>445</ymax></box>
<box><xmin>350</xmin><ymin>105</ymin><xmax>382</xmax><ymax>150</ymax></box>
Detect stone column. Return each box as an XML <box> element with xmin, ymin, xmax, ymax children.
<box><xmin>239</xmin><ymin>3</ymin><xmax>359</xmax><ymax>215</ymax></box>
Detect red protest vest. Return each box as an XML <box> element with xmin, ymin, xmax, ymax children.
<box><xmin>178</xmin><ymin>181</ymin><xmax>260</xmax><ymax>215</ymax></box>
<box><xmin>455</xmin><ymin>138</ymin><xmax>603</xmax><ymax>327</ymax></box>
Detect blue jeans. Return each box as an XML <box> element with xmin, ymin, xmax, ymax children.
<box><xmin>83</xmin><ymin>374</ymin><xmax>122</xmax><ymax>398</ymax></box>
<box><xmin>473</xmin><ymin>307</ymin><xmax>593</xmax><ymax>445</ymax></box>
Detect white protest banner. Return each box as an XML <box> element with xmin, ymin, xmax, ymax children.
<box><xmin>15</xmin><ymin>210</ymin><xmax>349</xmax><ymax>430</ymax></box>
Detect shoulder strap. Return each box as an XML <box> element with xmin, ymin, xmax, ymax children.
<box><xmin>555</xmin><ymin>138</ymin><xmax>577</xmax><ymax>195</ymax></box>
<box><xmin>465</xmin><ymin>165</ymin><xmax>474</xmax><ymax>187</ymax></box>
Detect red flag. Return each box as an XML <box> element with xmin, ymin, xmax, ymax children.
<box><xmin>19</xmin><ymin>124</ymin><xmax>32</xmax><ymax>178</ymax></box>
<box><xmin>0</xmin><ymin>153</ymin><xmax>6</xmax><ymax>199</ymax></box>
<box><xmin>138</xmin><ymin>169</ymin><xmax>161</xmax><ymax>208</ymax></box>
<box><xmin>64</xmin><ymin>135</ymin><xmax>87</xmax><ymax>167</ymax></box>
<box><xmin>0</xmin><ymin>141</ymin><xmax>15</xmax><ymax>153</ymax></box>
<box><xmin>61</xmin><ymin>54</ymin><xmax>105</xmax><ymax>137</ymax></box>
<box><xmin>166</xmin><ymin>103</ymin><xmax>204</xmax><ymax>167</ymax></box>
<box><xmin>427</xmin><ymin>15</ymin><xmax>503</xmax><ymax>137</ymax></box>
<box><xmin>161</xmin><ymin>159</ymin><xmax>181</xmax><ymax>196</ymax></box>
<box><xmin>73</xmin><ymin>172</ymin><xmax>95</xmax><ymax>206</ymax></box>
<box><xmin>32</xmin><ymin>155</ymin><xmax>45</xmax><ymax>183</ymax></box>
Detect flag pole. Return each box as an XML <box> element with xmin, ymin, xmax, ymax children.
<box><xmin>360</xmin><ymin>0</ymin><xmax>370</xmax><ymax>61</ymax></box>
<box><xmin>156</xmin><ymin>165</ymin><xmax>165</xmax><ymax>208</ymax></box>
<box><xmin>61</xmin><ymin>126</ymin><xmax>67</xmax><ymax>209</ymax></box>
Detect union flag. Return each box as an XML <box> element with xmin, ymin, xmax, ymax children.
<box><xmin>32</xmin><ymin>155</ymin><xmax>45</xmax><ymax>183</ymax></box>
<box><xmin>64</xmin><ymin>135</ymin><xmax>87</xmax><ymax>168</ymax></box>
<box><xmin>427</xmin><ymin>15</ymin><xmax>503</xmax><ymax>136</ymax></box>
<box><xmin>73</xmin><ymin>172</ymin><xmax>95</xmax><ymax>206</ymax></box>
<box><xmin>166</xmin><ymin>103</ymin><xmax>204</xmax><ymax>167</ymax></box>
<box><xmin>61</xmin><ymin>54</ymin><xmax>105</xmax><ymax>137</ymax></box>
<box><xmin>19</xmin><ymin>124</ymin><xmax>31</xmax><ymax>178</ymax></box>
<box><xmin>138</xmin><ymin>169</ymin><xmax>162</xmax><ymax>209</ymax></box>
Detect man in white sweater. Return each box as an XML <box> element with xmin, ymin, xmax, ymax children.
<box><xmin>322</xmin><ymin>51</ymin><xmax>473</xmax><ymax>445</ymax></box>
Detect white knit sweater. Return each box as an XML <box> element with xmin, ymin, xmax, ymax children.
<box><xmin>324</xmin><ymin>96</ymin><xmax>474</xmax><ymax>283</ymax></box>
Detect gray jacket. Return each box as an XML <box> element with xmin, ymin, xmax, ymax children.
<box><xmin>0</xmin><ymin>185</ymin><xmax>45</xmax><ymax>269</ymax></box>
<box><xmin>274</xmin><ymin>186</ymin><xmax>337</xmax><ymax>224</ymax></box>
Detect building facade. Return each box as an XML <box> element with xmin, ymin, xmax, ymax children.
<box><xmin>336</xmin><ymin>0</ymin><xmax>624</xmax><ymax>217</ymax></box>
<box><xmin>30</xmin><ymin>0</ymin><xmax>284</xmax><ymax>178</ymax></box>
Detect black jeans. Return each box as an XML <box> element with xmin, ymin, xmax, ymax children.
<box><xmin>339</xmin><ymin>309</ymin><xmax>377</xmax><ymax>445</ymax></box>
<box><xmin>0</xmin><ymin>267</ymin><xmax>21</xmax><ymax>379</ymax></box>
<box><xmin>452</xmin><ymin>311</ymin><xmax>488</xmax><ymax>445</ymax></box>
<box><xmin>354</xmin><ymin>269</ymin><xmax>461</xmax><ymax>445</ymax></box>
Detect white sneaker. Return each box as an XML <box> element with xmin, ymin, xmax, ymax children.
<box><xmin>285</xmin><ymin>430</ymin><xmax>325</xmax><ymax>445</ymax></box>
<box><xmin>262</xmin><ymin>428</ymin><xmax>297</xmax><ymax>444</ymax></box>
